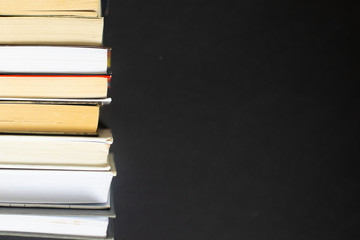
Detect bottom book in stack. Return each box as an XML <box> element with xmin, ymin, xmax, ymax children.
<box><xmin>0</xmin><ymin>152</ymin><xmax>116</xmax><ymax>239</ymax></box>
<box><xmin>0</xmin><ymin>199</ymin><xmax>115</xmax><ymax>239</ymax></box>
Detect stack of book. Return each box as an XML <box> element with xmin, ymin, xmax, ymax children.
<box><xmin>0</xmin><ymin>0</ymin><xmax>115</xmax><ymax>239</ymax></box>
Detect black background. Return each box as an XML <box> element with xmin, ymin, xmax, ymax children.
<box><xmin>7</xmin><ymin>1</ymin><xmax>357</xmax><ymax>240</ymax></box>
<box><xmin>100</xmin><ymin>1</ymin><xmax>359</xmax><ymax>239</ymax></box>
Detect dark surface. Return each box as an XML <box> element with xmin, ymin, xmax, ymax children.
<box><xmin>101</xmin><ymin>1</ymin><xmax>359</xmax><ymax>240</ymax></box>
<box><xmin>5</xmin><ymin>1</ymin><xmax>358</xmax><ymax>240</ymax></box>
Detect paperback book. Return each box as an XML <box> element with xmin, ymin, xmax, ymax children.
<box><xmin>0</xmin><ymin>129</ymin><xmax>113</xmax><ymax>170</ymax></box>
<box><xmin>0</xmin><ymin>74</ymin><xmax>111</xmax><ymax>98</ymax></box>
<box><xmin>0</xmin><ymin>154</ymin><xmax>116</xmax><ymax>208</ymax></box>
<box><xmin>0</xmin><ymin>98</ymin><xmax>111</xmax><ymax>134</ymax></box>
<box><xmin>0</xmin><ymin>46</ymin><xmax>111</xmax><ymax>74</ymax></box>
<box><xmin>0</xmin><ymin>195</ymin><xmax>115</xmax><ymax>239</ymax></box>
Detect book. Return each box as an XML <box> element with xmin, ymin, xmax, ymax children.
<box><xmin>0</xmin><ymin>17</ymin><xmax>103</xmax><ymax>46</ymax></box>
<box><xmin>0</xmin><ymin>155</ymin><xmax>116</xmax><ymax>206</ymax></box>
<box><xmin>0</xmin><ymin>46</ymin><xmax>111</xmax><ymax>74</ymax></box>
<box><xmin>0</xmin><ymin>217</ymin><xmax>114</xmax><ymax>239</ymax></box>
<box><xmin>0</xmin><ymin>196</ymin><xmax>116</xmax><ymax>214</ymax></box>
<box><xmin>0</xmin><ymin>74</ymin><xmax>111</xmax><ymax>98</ymax></box>
<box><xmin>0</xmin><ymin>98</ymin><xmax>110</xmax><ymax>134</ymax></box>
<box><xmin>0</xmin><ymin>129</ymin><xmax>113</xmax><ymax>170</ymax></box>
<box><xmin>0</xmin><ymin>198</ymin><xmax>115</xmax><ymax>239</ymax></box>
<box><xmin>0</xmin><ymin>0</ymin><xmax>102</xmax><ymax>17</ymax></box>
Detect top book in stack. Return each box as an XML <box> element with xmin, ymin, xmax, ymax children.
<box><xmin>0</xmin><ymin>0</ymin><xmax>104</xmax><ymax>46</ymax></box>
